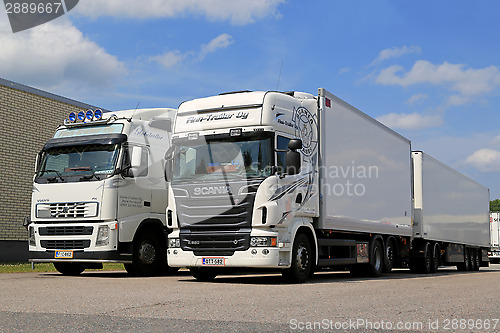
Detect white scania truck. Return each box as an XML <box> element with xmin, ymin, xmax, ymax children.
<box><xmin>27</xmin><ymin>108</ymin><xmax>177</xmax><ymax>276</ymax></box>
<box><xmin>165</xmin><ymin>89</ymin><xmax>490</xmax><ymax>282</ymax></box>
<box><xmin>489</xmin><ymin>211</ymin><xmax>500</xmax><ymax>263</ymax></box>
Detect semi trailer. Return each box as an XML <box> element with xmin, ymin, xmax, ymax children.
<box><xmin>26</xmin><ymin>107</ymin><xmax>177</xmax><ymax>276</ymax></box>
<box><xmin>489</xmin><ymin>211</ymin><xmax>500</xmax><ymax>264</ymax></box>
<box><xmin>165</xmin><ymin>88</ymin><xmax>490</xmax><ymax>282</ymax></box>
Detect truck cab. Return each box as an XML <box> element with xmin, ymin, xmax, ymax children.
<box><xmin>28</xmin><ymin>108</ymin><xmax>176</xmax><ymax>276</ymax></box>
<box><xmin>166</xmin><ymin>91</ymin><xmax>320</xmax><ymax>280</ymax></box>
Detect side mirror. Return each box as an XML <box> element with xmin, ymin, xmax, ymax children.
<box><xmin>164</xmin><ymin>146</ymin><xmax>175</xmax><ymax>182</ymax></box>
<box><xmin>164</xmin><ymin>160</ymin><xmax>173</xmax><ymax>182</ymax></box>
<box><xmin>286</xmin><ymin>139</ymin><xmax>302</xmax><ymax>175</ymax></box>
<box><xmin>286</xmin><ymin>151</ymin><xmax>301</xmax><ymax>175</ymax></box>
<box><xmin>130</xmin><ymin>146</ymin><xmax>142</xmax><ymax>177</ymax></box>
<box><xmin>288</xmin><ymin>139</ymin><xmax>302</xmax><ymax>151</ymax></box>
<box><xmin>35</xmin><ymin>151</ymin><xmax>43</xmax><ymax>172</ymax></box>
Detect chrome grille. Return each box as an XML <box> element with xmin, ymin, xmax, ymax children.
<box><xmin>40</xmin><ymin>240</ymin><xmax>91</xmax><ymax>250</ymax></box>
<box><xmin>38</xmin><ymin>226</ymin><xmax>93</xmax><ymax>236</ymax></box>
<box><xmin>36</xmin><ymin>202</ymin><xmax>98</xmax><ymax>218</ymax></box>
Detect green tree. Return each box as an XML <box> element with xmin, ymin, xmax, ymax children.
<box><xmin>490</xmin><ymin>199</ymin><xmax>500</xmax><ymax>211</ymax></box>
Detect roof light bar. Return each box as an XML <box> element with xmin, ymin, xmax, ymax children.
<box><xmin>65</xmin><ymin>108</ymin><xmax>106</xmax><ymax>124</ymax></box>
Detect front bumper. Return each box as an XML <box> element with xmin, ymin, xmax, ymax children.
<box><xmin>29</xmin><ymin>250</ymin><xmax>132</xmax><ymax>263</ymax></box>
<box><xmin>167</xmin><ymin>246</ymin><xmax>280</xmax><ymax>268</ymax></box>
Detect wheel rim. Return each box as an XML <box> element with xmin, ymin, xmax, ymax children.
<box><xmin>433</xmin><ymin>246</ymin><xmax>439</xmax><ymax>268</ymax></box>
<box><xmin>138</xmin><ymin>241</ymin><xmax>156</xmax><ymax>264</ymax></box>
<box><xmin>374</xmin><ymin>245</ymin><xmax>382</xmax><ymax>271</ymax></box>
<box><xmin>386</xmin><ymin>244</ymin><xmax>394</xmax><ymax>263</ymax></box>
<box><xmin>296</xmin><ymin>243</ymin><xmax>310</xmax><ymax>273</ymax></box>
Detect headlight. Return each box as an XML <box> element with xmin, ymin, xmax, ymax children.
<box><xmin>96</xmin><ymin>225</ymin><xmax>109</xmax><ymax>246</ymax></box>
<box><xmin>168</xmin><ymin>238</ymin><xmax>181</xmax><ymax>248</ymax></box>
<box><xmin>250</xmin><ymin>236</ymin><xmax>277</xmax><ymax>247</ymax></box>
<box><xmin>29</xmin><ymin>227</ymin><xmax>35</xmax><ymax>246</ymax></box>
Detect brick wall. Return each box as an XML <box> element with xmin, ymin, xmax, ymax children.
<box><xmin>0</xmin><ymin>80</ymin><xmax>96</xmax><ymax>241</ymax></box>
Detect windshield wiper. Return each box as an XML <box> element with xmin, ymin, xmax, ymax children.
<box><xmin>40</xmin><ymin>169</ymin><xmax>65</xmax><ymax>182</ymax></box>
<box><xmin>67</xmin><ymin>167</ymin><xmax>101</xmax><ymax>181</ymax></box>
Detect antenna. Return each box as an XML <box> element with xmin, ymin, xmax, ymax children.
<box><xmin>276</xmin><ymin>59</ymin><xmax>284</xmax><ymax>91</ymax></box>
<box><xmin>130</xmin><ymin>102</ymin><xmax>140</xmax><ymax>120</ymax></box>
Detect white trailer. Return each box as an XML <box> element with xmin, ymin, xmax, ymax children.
<box><xmin>27</xmin><ymin>108</ymin><xmax>177</xmax><ymax>276</ymax></box>
<box><xmin>166</xmin><ymin>88</ymin><xmax>490</xmax><ymax>282</ymax></box>
<box><xmin>412</xmin><ymin>151</ymin><xmax>490</xmax><ymax>271</ymax></box>
<box><xmin>489</xmin><ymin>211</ymin><xmax>500</xmax><ymax>263</ymax></box>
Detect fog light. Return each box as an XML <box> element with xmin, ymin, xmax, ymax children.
<box><xmin>168</xmin><ymin>238</ymin><xmax>181</xmax><ymax>248</ymax></box>
<box><xmin>262</xmin><ymin>249</ymin><xmax>269</xmax><ymax>255</ymax></box>
<box><xmin>96</xmin><ymin>225</ymin><xmax>109</xmax><ymax>246</ymax></box>
<box><xmin>251</xmin><ymin>249</ymin><xmax>257</xmax><ymax>255</ymax></box>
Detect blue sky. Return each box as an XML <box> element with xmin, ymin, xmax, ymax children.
<box><xmin>1</xmin><ymin>0</ymin><xmax>500</xmax><ymax>199</ymax></box>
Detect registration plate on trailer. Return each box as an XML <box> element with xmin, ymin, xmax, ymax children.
<box><xmin>54</xmin><ymin>250</ymin><xmax>73</xmax><ymax>259</ymax></box>
<box><xmin>202</xmin><ymin>257</ymin><xmax>225</xmax><ymax>266</ymax></box>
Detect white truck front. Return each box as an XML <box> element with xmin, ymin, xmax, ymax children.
<box><xmin>166</xmin><ymin>91</ymin><xmax>320</xmax><ymax>281</ymax></box>
<box><xmin>27</xmin><ymin>108</ymin><xmax>176</xmax><ymax>276</ymax></box>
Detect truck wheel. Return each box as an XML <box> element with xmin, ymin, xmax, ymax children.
<box><xmin>383</xmin><ymin>237</ymin><xmax>396</xmax><ymax>273</ymax></box>
<box><xmin>190</xmin><ymin>267</ymin><xmax>218</xmax><ymax>282</ymax></box>
<box><xmin>474</xmin><ymin>250</ymin><xmax>481</xmax><ymax>271</ymax></box>
<box><xmin>125</xmin><ymin>231</ymin><xmax>166</xmax><ymax>276</ymax></box>
<box><xmin>53</xmin><ymin>262</ymin><xmax>86</xmax><ymax>276</ymax></box>
<box><xmin>282</xmin><ymin>233</ymin><xmax>312</xmax><ymax>283</ymax></box>
<box><xmin>412</xmin><ymin>242</ymin><xmax>432</xmax><ymax>274</ymax></box>
<box><xmin>471</xmin><ymin>249</ymin><xmax>480</xmax><ymax>271</ymax></box>
<box><xmin>368</xmin><ymin>239</ymin><xmax>384</xmax><ymax>277</ymax></box>
<box><xmin>458</xmin><ymin>247</ymin><xmax>471</xmax><ymax>271</ymax></box>
<box><xmin>430</xmin><ymin>243</ymin><xmax>440</xmax><ymax>273</ymax></box>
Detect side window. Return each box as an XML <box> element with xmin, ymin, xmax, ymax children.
<box><xmin>276</xmin><ymin>135</ymin><xmax>291</xmax><ymax>174</ymax></box>
<box><xmin>122</xmin><ymin>145</ymin><xmax>149</xmax><ymax>177</ymax></box>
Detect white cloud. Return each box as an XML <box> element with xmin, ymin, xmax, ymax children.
<box><xmin>370</xmin><ymin>45</ymin><xmax>421</xmax><ymax>65</ymax></box>
<box><xmin>375</xmin><ymin>60</ymin><xmax>500</xmax><ymax>105</ymax></box>
<box><xmin>0</xmin><ymin>19</ymin><xmax>125</xmax><ymax>89</ymax></box>
<box><xmin>151</xmin><ymin>34</ymin><xmax>233</xmax><ymax>69</ymax></box>
<box><xmin>377</xmin><ymin>112</ymin><xmax>442</xmax><ymax>130</ymax></box>
<box><xmin>406</xmin><ymin>93</ymin><xmax>428</xmax><ymax>105</ymax></box>
<box><xmin>150</xmin><ymin>51</ymin><xmax>187</xmax><ymax>69</ymax></box>
<box><xmin>199</xmin><ymin>33</ymin><xmax>234</xmax><ymax>60</ymax></box>
<box><xmin>339</xmin><ymin>68</ymin><xmax>351</xmax><ymax>74</ymax></box>
<box><xmin>466</xmin><ymin>148</ymin><xmax>500</xmax><ymax>172</ymax></box>
<box><xmin>76</xmin><ymin>0</ymin><xmax>285</xmax><ymax>25</ymax></box>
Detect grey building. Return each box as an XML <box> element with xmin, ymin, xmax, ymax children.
<box><xmin>0</xmin><ymin>78</ymin><xmax>101</xmax><ymax>262</ymax></box>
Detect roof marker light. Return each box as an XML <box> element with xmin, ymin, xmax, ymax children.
<box><xmin>77</xmin><ymin>111</ymin><xmax>85</xmax><ymax>121</ymax></box>
<box><xmin>86</xmin><ymin>109</ymin><xmax>94</xmax><ymax>120</ymax></box>
<box><xmin>94</xmin><ymin>109</ymin><xmax>103</xmax><ymax>120</ymax></box>
<box><xmin>68</xmin><ymin>112</ymin><xmax>76</xmax><ymax>122</ymax></box>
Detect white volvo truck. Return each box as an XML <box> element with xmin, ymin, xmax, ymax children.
<box><xmin>489</xmin><ymin>211</ymin><xmax>500</xmax><ymax>263</ymax></box>
<box><xmin>27</xmin><ymin>108</ymin><xmax>177</xmax><ymax>276</ymax></box>
<box><xmin>166</xmin><ymin>89</ymin><xmax>490</xmax><ymax>282</ymax></box>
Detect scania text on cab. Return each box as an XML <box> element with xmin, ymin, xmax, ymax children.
<box><xmin>165</xmin><ymin>89</ymin><xmax>490</xmax><ymax>282</ymax></box>
<box><xmin>26</xmin><ymin>108</ymin><xmax>177</xmax><ymax>276</ymax></box>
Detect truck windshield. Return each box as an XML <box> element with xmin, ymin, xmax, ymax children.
<box><xmin>36</xmin><ymin>144</ymin><xmax>120</xmax><ymax>183</ymax></box>
<box><xmin>173</xmin><ymin>135</ymin><xmax>274</xmax><ymax>183</ymax></box>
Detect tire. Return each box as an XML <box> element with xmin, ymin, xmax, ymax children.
<box><xmin>458</xmin><ymin>247</ymin><xmax>471</xmax><ymax>271</ymax></box>
<box><xmin>368</xmin><ymin>239</ymin><xmax>384</xmax><ymax>277</ymax></box>
<box><xmin>383</xmin><ymin>237</ymin><xmax>396</xmax><ymax>273</ymax></box>
<box><xmin>411</xmin><ymin>242</ymin><xmax>432</xmax><ymax>274</ymax></box>
<box><xmin>125</xmin><ymin>231</ymin><xmax>169</xmax><ymax>276</ymax></box>
<box><xmin>190</xmin><ymin>267</ymin><xmax>218</xmax><ymax>282</ymax></box>
<box><xmin>430</xmin><ymin>243</ymin><xmax>440</xmax><ymax>273</ymax></box>
<box><xmin>472</xmin><ymin>249</ymin><xmax>480</xmax><ymax>271</ymax></box>
<box><xmin>282</xmin><ymin>233</ymin><xmax>312</xmax><ymax>283</ymax></box>
<box><xmin>53</xmin><ymin>262</ymin><xmax>86</xmax><ymax>276</ymax></box>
